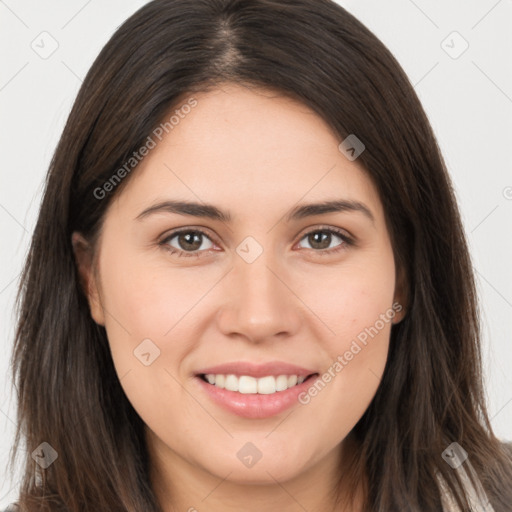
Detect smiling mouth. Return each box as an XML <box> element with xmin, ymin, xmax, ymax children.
<box><xmin>198</xmin><ymin>373</ymin><xmax>318</xmax><ymax>394</ymax></box>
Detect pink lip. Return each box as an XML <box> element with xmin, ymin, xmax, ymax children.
<box><xmin>195</xmin><ymin>361</ymin><xmax>316</xmax><ymax>378</ymax></box>
<box><xmin>195</xmin><ymin>375</ymin><xmax>319</xmax><ymax>419</ymax></box>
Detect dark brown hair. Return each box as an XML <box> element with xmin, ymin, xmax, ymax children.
<box><xmin>10</xmin><ymin>0</ymin><xmax>512</xmax><ymax>510</ymax></box>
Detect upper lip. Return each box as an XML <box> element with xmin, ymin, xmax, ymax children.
<box><xmin>195</xmin><ymin>361</ymin><xmax>318</xmax><ymax>378</ymax></box>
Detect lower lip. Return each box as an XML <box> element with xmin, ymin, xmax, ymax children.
<box><xmin>195</xmin><ymin>375</ymin><xmax>318</xmax><ymax>419</ymax></box>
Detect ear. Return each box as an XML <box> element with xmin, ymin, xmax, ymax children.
<box><xmin>71</xmin><ymin>232</ymin><xmax>105</xmax><ymax>326</ymax></box>
<box><xmin>392</xmin><ymin>263</ymin><xmax>408</xmax><ymax>324</ymax></box>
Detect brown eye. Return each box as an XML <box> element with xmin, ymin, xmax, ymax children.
<box><xmin>297</xmin><ymin>228</ymin><xmax>353</xmax><ymax>255</ymax></box>
<box><xmin>161</xmin><ymin>229</ymin><xmax>215</xmax><ymax>257</ymax></box>
<box><xmin>305</xmin><ymin>231</ymin><xmax>333</xmax><ymax>250</ymax></box>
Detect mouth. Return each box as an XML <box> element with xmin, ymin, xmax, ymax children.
<box><xmin>197</xmin><ymin>372</ymin><xmax>318</xmax><ymax>394</ymax></box>
<box><xmin>193</xmin><ymin>362</ymin><xmax>320</xmax><ymax>419</ymax></box>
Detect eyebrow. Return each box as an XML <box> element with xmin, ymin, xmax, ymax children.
<box><xmin>135</xmin><ymin>199</ymin><xmax>375</xmax><ymax>224</ymax></box>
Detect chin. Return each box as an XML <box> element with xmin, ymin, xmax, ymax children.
<box><xmin>196</xmin><ymin>441</ymin><xmax>314</xmax><ymax>485</ymax></box>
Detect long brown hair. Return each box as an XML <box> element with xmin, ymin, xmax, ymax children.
<box><xmin>10</xmin><ymin>0</ymin><xmax>512</xmax><ymax>510</ymax></box>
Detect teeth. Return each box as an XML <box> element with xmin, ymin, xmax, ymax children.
<box><xmin>258</xmin><ymin>376</ymin><xmax>276</xmax><ymax>394</ymax></box>
<box><xmin>203</xmin><ymin>373</ymin><xmax>309</xmax><ymax>394</ymax></box>
<box><xmin>239</xmin><ymin>376</ymin><xmax>258</xmax><ymax>394</ymax></box>
<box><xmin>225</xmin><ymin>374</ymin><xmax>239</xmax><ymax>392</ymax></box>
<box><xmin>215</xmin><ymin>374</ymin><xmax>225</xmax><ymax>389</ymax></box>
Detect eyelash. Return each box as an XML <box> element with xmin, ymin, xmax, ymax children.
<box><xmin>159</xmin><ymin>226</ymin><xmax>354</xmax><ymax>259</ymax></box>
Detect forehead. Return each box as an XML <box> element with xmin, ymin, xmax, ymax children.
<box><xmin>109</xmin><ymin>84</ymin><xmax>384</xmax><ymax>226</ymax></box>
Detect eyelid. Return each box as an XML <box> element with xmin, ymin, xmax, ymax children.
<box><xmin>159</xmin><ymin>226</ymin><xmax>217</xmax><ymax>243</ymax></box>
<box><xmin>296</xmin><ymin>224</ymin><xmax>354</xmax><ymax>243</ymax></box>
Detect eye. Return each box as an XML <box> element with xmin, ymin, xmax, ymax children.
<box><xmin>296</xmin><ymin>227</ymin><xmax>353</xmax><ymax>255</ymax></box>
<box><xmin>159</xmin><ymin>228</ymin><xmax>216</xmax><ymax>258</ymax></box>
<box><xmin>159</xmin><ymin>226</ymin><xmax>354</xmax><ymax>259</ymax></box>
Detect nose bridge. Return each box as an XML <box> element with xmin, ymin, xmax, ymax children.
<box><xmin>218</xmin><ymin>240</ymin><xmax>299</xmax><ymax>342</ymax></box>
<box><xmin>241</xmin><ymin>252</ymin><xmax>280</xmax><ymax>302</ymax></box>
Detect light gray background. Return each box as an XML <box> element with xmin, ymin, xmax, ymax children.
<box><xmin>1</xmin><ymin>0</ymin><xmax>511</xmax><ymax>506</ymax></box>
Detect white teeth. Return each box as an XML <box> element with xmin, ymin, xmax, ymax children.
<box><xmin>288</xmin><ymin>375</ymin><xmax>298</xmax><ymax>387</ymax></box>
<box><xmin>238</xmin><ymin>376</ymin><xmax>258</xmax><ymax>394</ymax></box>
<box><xmin>203</xmin><ymin>373</ymin><xmax>309</xmax><ymax>394</ymax></box>
<box><xmin>224</xmin><ymin>374</ymin><xmax>239</xmax><ymax>392</ymax></box>
<box><xmin>215</xmin><ymin>374</ymin><xmax>225</xmax><ymax>389</ymax></box>
<box><xmin>257</xmin><ymin>376</ymin><xmax>276</xmax><ymax>394</ymax></box>
<box><xmin>276</xmin><ymin>375</ymin><xmax>288</xmax><ymax>391</ymax></box>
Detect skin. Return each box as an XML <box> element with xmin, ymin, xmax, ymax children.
<box><xmin>73</xmin><ymin>83</ymin><xmax>406</xmax><ymax>512</ymax></box>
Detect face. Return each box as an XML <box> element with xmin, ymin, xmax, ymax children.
<box><xmin>74</xmin><ymin>83</ymin><xmax>405</xmax><ymax>488</ymax></box>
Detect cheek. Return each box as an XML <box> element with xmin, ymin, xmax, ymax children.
<box><xmin>98</xmin><ymin>244</ymin><xmax>218</xmax><ymax>351</ymax></box>
<box><xmin>295</xmin><ymin>301</ymin><xmax>392</xmax><ymax>458</ymax></box>
<box><xmin>298</xmin><ymin>246</ymin><xmax>396</xmax><ymax>355</ymax></box>
<box><xmin>95</xmin><ymin>246</ymin><xmax>226</xmax><ymax>426</ymax></box>
<box><xmin>295</xmin><ymin>248</ymin><xmax>396</xmax><ymax>423</ymax></box>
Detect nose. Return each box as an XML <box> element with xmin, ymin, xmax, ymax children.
<box><xmin>216</xmin><ymin>249</ymin><xmax>302</xmax><ymax>344</ymax></box>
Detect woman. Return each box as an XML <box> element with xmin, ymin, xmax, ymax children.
<box><xmin>7</xmin><ymin>0</ymin><xmax>512</xmax><ymax>511</ymax></box>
